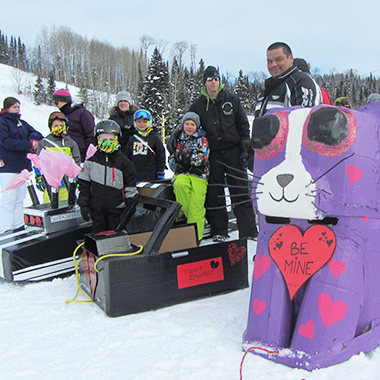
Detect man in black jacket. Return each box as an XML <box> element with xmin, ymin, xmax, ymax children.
<box><xmin>255</xmin><ymin>42</ymin><xmax>321</xmax><ymax>117</ymax></box>
<box><xmin>189</xmin><ymin>66</ymin><xmax>257</xmax><ymax>242</ymax></box>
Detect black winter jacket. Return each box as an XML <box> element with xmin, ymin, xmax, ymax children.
<box><xmin>123</xmin><ymin>129</ymin><xmax>166</xmax><ymax>182</ymax></box>
<box><xmin>109</xmin><ymin>105</ymin><xmax>139</xmax><ymax>148</ymax></box>
<box><xmin>189</xmin><ymin>86</ymin><xmax>250</xmax><ymax>152</ymax></box>
<box><xmin>77</xmin><ymin>149</ymin><xmax>137</xmax><ymax>212</ymax></box>
<box><xmin>254</xmin><ymin>65</ymin><xmax>321</xmax><ymax>117</ymax></box>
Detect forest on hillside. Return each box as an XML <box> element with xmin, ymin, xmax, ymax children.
<box><xmin>1</xmin><ymin>26</ymin><xmax>380</xmax><ymax>138</ymax></box>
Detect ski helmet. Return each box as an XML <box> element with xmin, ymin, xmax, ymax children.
<box><xmin>134</xmin><ymin>109</ymin><xmax>152</xmax><ymax>128</ymax></box>
<box><xmin>48</xmin><ymin>112</ymin><xmax>69</xmax><ymax>130</ymax></box>
<box><xmin>94</xmin><ymin>120</ymin><xmax>121</xmax><ymax>140</ymax></box>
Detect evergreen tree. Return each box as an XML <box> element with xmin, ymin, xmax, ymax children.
<box><xmin>140</xmin><ymin>47</ymin><xmax>170</xmax><ymax>136</ymax></box>
<box><xmin>234</xmin><ymin>70</ymin><xmax>251</xmax><ymax>113</ymax></box>
<box><xmin>193</xmin><ymin>59</ymin><xmax>205</xmax><ymax>97</ymax></box>
<box><xmin>33</xmin><ymin>75</ymin><xmax>46</xmax><ymax>105</ymax></box>
<box><xmin>0</xmin><ymin>31</ymin><xmax>9</xmax><ymax>64</ymax></box>
<box><xmin>46</xmin><ymin>71</ymin><xmax>56</xmax><ymax>105</ymax></box>
<box><xmin>17</xmin><ymin>37</ymin><xmax>28</xmax><ymax>70</ymax></box>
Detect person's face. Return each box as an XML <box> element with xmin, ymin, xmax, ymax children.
<box><xmin>205</xmin><ymin>77</ymin><xmax>220</xmax><ymax>99</ymax></box>
<box><xmin>267</xmin><ymin>47</ymin><xmax>294</xmax><ymax>77</ymax></box>
<box><xmin>118</xmin><ymin>100</ymin><xmax>130</xmax><ymax>112</ymax></box>
<box><xmin>54</xmin><ymin>100</ymin><xmax>67</xmax><ymax>109</ymax></box>
<box><xmin>183</xmin><ymin>120</ymin><xmax>197</xmax><ymax>136</ymax></box>
<box><xmin>99</xmin><ymin>133</ymin><xmax>115</xmax><ymax>142</ymax></box>
<box><xmin>8</xmin><ymin>102</ymin><xmax>20</xmax><ymax>113</ymax></box>
<box><xmin>135</xmin><ymin>118</ymin><xmax>149</xmax><ymax>131</ymax></box>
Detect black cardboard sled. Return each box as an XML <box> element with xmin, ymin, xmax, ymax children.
<box><xmin>80</xmin><ymin>194</ymin><xmax>249</xmax><ymax>317</ymax></box>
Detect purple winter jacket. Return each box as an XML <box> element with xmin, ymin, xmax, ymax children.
<box><xmin>60</xmin><ymin>103</ymin><xmax>95</xmax><ymax>162</ymax></box>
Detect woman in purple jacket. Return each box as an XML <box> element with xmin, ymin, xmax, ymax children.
<box><xmin>0</xmin><ymin>97</ymin><xmax>43</xmax><ymax>233</ymax></box>
<box><xmin>53</xmin><ymin>89</ymin><xmax>95</xmax><ymax>162</ymax></box>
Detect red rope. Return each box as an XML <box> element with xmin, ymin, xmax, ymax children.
<box><xmin>239</xmin><ymin>346</ymin><xmax>280</xmax><ymax>380</ymax></box>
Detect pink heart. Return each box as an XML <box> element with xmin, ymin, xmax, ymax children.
<box><xmin>328</xmin><ymin>258</ymin><xmax>346</xmax><ymax>278</ymax></box>
<box><xmin>253</xmin><ymin>255</ymin><xmax>271</xmax><ymax>281</ymax></box>
<box><xmin>318</xmin><ymin>293</ymin><xmax>347</xmax><ymax>327</ymax></box>
<box><xmin>361</xmin><ymin>217</ymin><xmax>369</xmax><ymax>223</ymax></box>
<box><xmin>346</xmin><ymin>165</ymin><xmax>363</xmax><ymax>184</ymax></box>
<box><xmin>298</xmin><ymin>320</ymin><xmax>314</xmax><ymax>340</ymax></box>
<box><xmin>253</xmin><ymin>298</ymin><xmax>266</xmax><ymax>316</ymax></box>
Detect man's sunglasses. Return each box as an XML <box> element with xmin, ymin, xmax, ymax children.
<box><xmin>206</xmin><ymin>76</ymin><xmax>220</xmax><ymax>82</ymax></box>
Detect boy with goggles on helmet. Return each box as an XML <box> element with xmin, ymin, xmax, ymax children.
<box><xmin>35</xmin><ymin>111</ymin><xmax>81</xmax><ymax>206</ymax></box>
<box><xmin>77</xmin><ymin>120</ymin><xmax>137</xmax><ymax>233</ymax></box>
<box><xmin>123</xmin><ymin>109</ymin><xmax>166</xmax><ymax>182</ymax></box>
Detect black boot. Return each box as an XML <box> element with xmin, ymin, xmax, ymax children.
<box><xmin>68</xmin><ymin>181</ymin><xmax>77</xmax><ymax>208</ymax></box>
<box><xmin>51</xmin><ymin>188</ymin><xmax>59</xmax><ymax>209</ymax></box>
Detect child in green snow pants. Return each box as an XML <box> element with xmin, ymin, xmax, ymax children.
<box><xmin>168</xmin><ymin>112</ymin><xmax>210</xmax><ymax>240</ymax></box>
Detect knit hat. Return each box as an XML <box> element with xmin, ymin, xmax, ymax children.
<box><xmin>53</xmin><ymin>89</ymin><xmax>72</xmax><ymax>104</ymax></box>
<box><xmin>181</xmin><ymin>112</ymin><xmax>200</xmax><ymax>130</ymax></box>
<box><xmin>116</xmin><ymin>91</ymin><xmax>132</xmax><ymax>105</ymax></box>
<box><xmin>203</xmin><ymin>66</ymin><xmax>220</xmax><ymax>84</ymax></box>
<box><xmin>293</xmin><ymin>58</ymin><xmax>310</xmax><ymax>73</ymax></box>
<box><xmin>367</xmin><ymin>93</ymin><xmax>380</xmax><ymax>103</ymax></box>
<box><xmin>3</xmin><ymin>97</ymin><xmax>20</xmax><ymax>110</ymax></box>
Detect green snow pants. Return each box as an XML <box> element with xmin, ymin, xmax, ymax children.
<box><xmin>173</xmin><ymin>173</ymin><xmax>208</xmax><ymax>240</ymax></box>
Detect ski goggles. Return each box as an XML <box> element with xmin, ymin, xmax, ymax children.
<box><xmin>49</xmin><ymin>112</ymin><xmax>68</xmax><ymax>125</ymax></box>
<box><xmin>206</xmin><ymin>76</ymin><xmax>220</xmax><ymax>82</ymax></box>
<box><xmin>134</xmin><ymin>110</ymin><xmax>152</xmax><ymax>120</ymax></box>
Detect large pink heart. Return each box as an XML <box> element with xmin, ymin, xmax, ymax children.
<box><xmin>328</xmin><ymin>258</ymin><xmax>346</xmax><ymax>278</ymax></box>
<box><xmin>253</xmin><ymin>298</ymin><xmax>266</xmax><ymax>316</ymax></box>
<box><xmin>253</xmin><ymin>255</ymin><xmax>271</xmax><ymax>281</ymax></box>
<box><xmin>318</xmin><ymin>293</ymin><xmax>347</xmax><ymax>327</ymax></box>
<box><xmin>298</xmin><ymin>320</ymin><xmax>314</xmax><ymax>340</ymax></box>
<box><xmin>346</xmin><ymin>164</ymin><xmax>363</xmax><ymax>184</ymax></box>
<box><xmin>269</xmin><ymin>225</ymin><xmax>336</xmax><ymax>299</ymax></box>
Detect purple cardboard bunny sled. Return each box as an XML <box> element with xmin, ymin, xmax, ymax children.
<box><xmin>243</xmin><ymin>103</ymin><xmax>380</xmax><ymax>370</ymax></box>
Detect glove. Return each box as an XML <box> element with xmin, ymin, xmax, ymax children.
<box><xmin>240</xmin><ymin>139</ymin><xmax>251</xmax><ymax>169</ymax></box>
<box><xmin>157</xmin><ymin>171</ymin><xmax>165</xmax><ymax>179</ymax></box>
<box><xmin>174</xmin><ymin>151</ymin><xmax>192</xmax><ymax>173</ymax></box>
<box><xmin>35</xmin><ymin>175</ymin><xmax>45</xmax><ymax>192</ymax></box>
<box><xmin>167</xmin><ymin>129</ymin><xmax>181</xmax><ymax>154</ymax></box>
<box><xmin>80</xmin><ymin>206</ymin><xmax>92</xmax><ymax>221</ymax></box>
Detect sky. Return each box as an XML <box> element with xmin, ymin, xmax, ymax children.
<box><xmin>2</xmin><ymin>0</ymin><xmax>380</xmax><ymax>79</ymax></box>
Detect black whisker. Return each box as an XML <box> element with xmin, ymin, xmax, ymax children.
<box><xmin>216</xmin><ymin>160</ymin><xmax>261</xmax><ymax>179</ymax></box>
<box><xmin>207</xmin><ymin>183</ymin><xmax>256</xmax><ymax>189</ymax></box>
<box><xmin>225</xmin><ymin>172</ymin><xmax>255</xmax><ymax>183</ymax></box>
<box><xmin>217</xmin><ymin>193</ymin><xmax>252</xmax><ymax>198</ymax></box>
<box><xmin>311</xmin><ymin>189</ymin><xmax>332</xmax><ymax>196</ymax></box>
<box><xmin>312</xmin><ymin>202</ymin><xmax>327</xmax><ymax>214</ymax></box>
<box><xmin>206</xmin><ymin>198</ymin><xmax>255</xmax><ymax>210</ymax></box>
<box><xmin>307</xmin><ymin>153</ymin><xmax>355</xmax><ymax>186</ymax></box>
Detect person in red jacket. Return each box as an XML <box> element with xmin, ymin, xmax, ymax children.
<box><xmin>293</xmin><ymin>58</ymin><xmax>333</xmax><ymax>105</ymax></box>
<box><xmin>53</xmin><ymin>89</ymin><xmax>95</xmax><ymax>162</ymax></box>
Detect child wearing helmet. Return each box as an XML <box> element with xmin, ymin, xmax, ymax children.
<box><xmin>123</xmin><ymin>110</ymin><xmax>166</xmax><ymax>182</ymax></box>
<box><xmin>168</xmin><ymin>112</ymin><xmax>210</xmax><ymax>240</ymax></box>
<box><xmin>34</xmin><ymin>112</ymin><xmax>81</xmax><ymax>205</ymax></box>
<box><xmin>77</xmin><ymin>120</ymin><xmax>138</xmax><ymax>233</ymax></box>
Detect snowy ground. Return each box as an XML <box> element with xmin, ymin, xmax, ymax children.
<box><xmin>1</xmin><ymin>237</ymin><xmax>380</xmax><ymax>380</ymax></box>
<box><xmin>2</xmin><ymin>64</ymin><xmax>380</xmax><ymax>379</ymax></box>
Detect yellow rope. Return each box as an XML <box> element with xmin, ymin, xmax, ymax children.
<box><xmin>94</xmin><ymin>245</ymin><xmax>144</xmax><ymax>273</ymax></box>
<box><xmin>65</xmin><ymin>242</ymin><xmax>93</xmax><ymax>304</ymax></box>
<box><xmin>66</xmin><ymin>243</ymin><xmax>144</xmax><ymax>304</ymax></box>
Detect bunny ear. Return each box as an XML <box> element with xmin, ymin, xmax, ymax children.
<box><xmin>27</xmin><ymin>153</ymin><xmax>42</xmax><ymax>169</ymax></box>
<box><xmin>86</xmin><ymin>143</ymin><xmax>97</xmax><ymax>159</ymax></box>
<box><xmin>1</xmin><ymin>169</ymin><xmax>32</xmax><ymax>192</ymax></box>
<box><xmin>38</xmin><ymin>150</ymin><xmax>81</xmax><ymax>188</ymax></box>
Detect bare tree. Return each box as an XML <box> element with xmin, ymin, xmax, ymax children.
<box><xmin>139</xmin><ymin>34</ymin><xmax>155</xmax><ymax>62</ymax></box>
<box><xmin>189</xmin><ymin>44</ymin><xmax>197</xmax><ymax>72</ymax></box>
<box><xmin>171</xmin><ymin>41</ymin><xmax>188</xmax><ymax>69</ymax></box>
